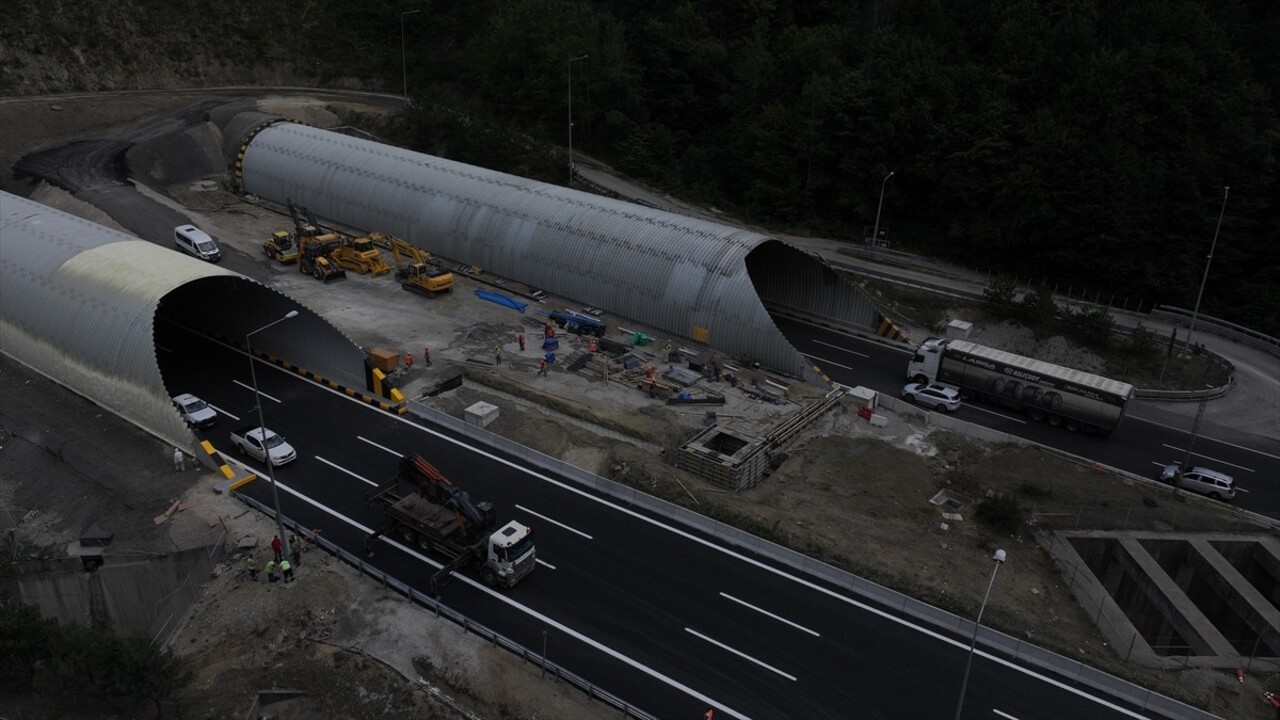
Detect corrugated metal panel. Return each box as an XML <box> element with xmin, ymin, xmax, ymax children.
<box><xmin>0</xmin><ymin>192</ymin><xmax>366</xmax><ymax>451</ymax></box>
<box><xmin>240</xmin><ymin>123</ymin><xmax>825</xmax><ymax>377</ymax></box>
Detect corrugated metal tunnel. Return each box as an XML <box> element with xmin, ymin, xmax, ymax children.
<box><xmin>0</xmin><ymin>191</ymin><xmax>365</xmax><ymax>451</ymax></box>
<box><xmin>236</xmin><ymin>122</ymin><xmax>883</xmax><ymax>380</ymax></box>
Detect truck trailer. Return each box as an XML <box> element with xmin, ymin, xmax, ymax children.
<box><xmin>906</xmin><ymin>337</ymin><xmax>1134</xmax><ymax>435</ymax></box>
<box><xmin>366</xmin><ymin>453</ymin><xmax>536</xmax><ymax>589</ymax></box>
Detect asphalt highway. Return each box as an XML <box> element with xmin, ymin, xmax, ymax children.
<box><xmin>157</xmin><ymin>320</ymin><xmax>1178</xmax><ymax>719</ymax></box>
<box><xmin>774</xmin><ymin>316</ymin><xmax>1280</xmax><ymax>521</ymax></box>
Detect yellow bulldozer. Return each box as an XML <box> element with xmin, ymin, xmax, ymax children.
<box><xmin>332</xmin><ymin>235</ymin><xmax>392</xmax><ymax>276</ymax></box>
<box><xmin>385</xmin><ymin>234</ymin><xmax>455</xmax><ymax>295</ymax></box>
<box><xmin>263</xmin><ymin>231</ymin><xmax>299</xmax><ymax>263</ymax></box>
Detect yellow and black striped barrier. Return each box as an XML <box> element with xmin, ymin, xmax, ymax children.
<box><xmin>205</xmin><ymin>440</ymin><xmax>257</xmax><ymax>494</ymax></box>
<box><xmin>875</xmin><ymin>314</ymin><xmax>911</xmax><ymax>343</ymax></box>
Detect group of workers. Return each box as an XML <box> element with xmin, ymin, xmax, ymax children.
<box><xmin>244</xmin><ymin>532</ymin><xmax>306</xmax><ymax>584</ymax></box>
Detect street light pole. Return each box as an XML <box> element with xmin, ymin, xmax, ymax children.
<box><xmin>954</xmin><ymin>548</ymin><xmax>1006</xmax><ymax>720</ymax></box>
<box><xmin>1184</xmin><ymin>185</ymin><xmax>1229</xmax><ymax>351</ymax></box>
<box><xmin>568</xmin><ymin>54</ymin><xmax>589</xmax><ymax>184</ymax></box>
<box><xmin>400</xmin><ymin>9</ymin><xmax>421</xmax><ymax>100</ymax></box>
<box><xmin>871</xmin><ymin>170</ymin><xmax>894</xmax><ymax>245</ymax></box>
<box><xmin>247</xmin><ymin>310</ymin><xmax>299</xmax><ymax>559</ymax></box>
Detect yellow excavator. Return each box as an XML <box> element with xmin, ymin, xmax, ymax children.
<box><xmin>384</xmin><ymin>233</ymin><xmax>455</xmax><ymax>295</ymax></box>
<box><xmin>332</xmin><ymin>235</ymin><xmax>392</xmax><ymax>276</ymax></box>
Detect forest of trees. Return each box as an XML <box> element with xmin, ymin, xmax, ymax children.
<box><xmin>356</xmin><ymin>0</ymin><xmax>1279</xmax><ymax>334</ymax></box>
<box><xmin>10</xmin><ymin>0</ymin><xmax>1278</xmax><ymax>333</ymax></box>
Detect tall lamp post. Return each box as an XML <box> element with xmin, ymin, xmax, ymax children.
<box><xmin>871</xmin><ymin>170</ymin><xmax>894</xmax><ymax>245</ymax></box>
<box><xmin>247</xmin><ymin>310</ymin><xmax>299</xmax><ymax>559</ymax></box>
<box><xmin>568</xmin><ymin>54</ymin><xmax>589</xmax><ymax>184</ymax></box>
<box><xmin>1184</xmin><ymin>185</ymin><xmax>1230</xmax><ymax>351</ymax></box>
<box><xmin>400</xmin><ymin>9</ymin><xmax>421</xmax><ymax>99</ymax></box>
<box><xmin>954</xmin><ymin>548</ymin><xmax>1006</xmax><ymax>720</ymax></box>
<box><xmin>1157</xmin><ymin>185</ymin><xmax>1229</xmax><ymax>386</ymax></box>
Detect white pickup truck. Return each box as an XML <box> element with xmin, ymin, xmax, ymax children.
<box><xmin>229</xmin><ymin>426</ymin><xmax>297</xmax><ymax>467</ymax></box>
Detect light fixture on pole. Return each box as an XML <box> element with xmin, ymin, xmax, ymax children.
<box><xmin>954</xmin><ymin>548</ymin><xmax>1006</xmax><ymax>720</ymax></box>
<box><xmin>1184</xmin><ymin>185</ymin><xmax>1230</xmax><ymax>351</ymax></box>
<box><xmin>400</xmin><ymin>9</ymin><xmax>421</xmax><ymax>100</ymax></box>
<box><xmin>246</xmin><ymin>310</ymin><xmax>299</xmax><ymax>560</ymax></box>
<box><xmin>1157</xmin><ymin>185</ymin><xmax>1229</xmax><ymax>386</ymax></box>
<box><xmin>871</xmin><ymin>170</ymin><xmax>894</xmax><ymax>245</ymax></box>
<box><xmin>568</xmin><ymin>54</ymin><xmax>589</xmax><ymax>184</ymax></box>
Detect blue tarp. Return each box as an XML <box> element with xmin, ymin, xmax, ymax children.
<box><xmin>474</xmin><ymin>289</ymin><xmax>527</xmax><ymax>313</ymax></box>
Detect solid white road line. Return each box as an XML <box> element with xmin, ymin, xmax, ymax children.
<box><xmin>358</xmin><ymin>435</ymin><xmax>404</xmax><ymax>457</ymax></box>
<box><xmin>813</xmin><ymin>339</ymin><xmax>868</xmax><ymax>358</ymax></box>
<box><xmin>802</xmin><ymin>353</ymin><xmax>851</xmax><ymax>370</ymax></box>
<box><xmin>233</xmin><ymin>379</ymin><xmax>281</xmax><ymax>403</ymax></box>
<box><xmin>515</xmin><ymin>504</ymin><xmax>593</xmax><ymax>539</ymax></box>
<box><xmin>1159</xmin><ymin>444</ymin><xmax>1256</xmax><ymax>472</ymax></box>
<box><xmin>268</xmin><ymin>362</ymin><xmax>1152</xmax><ymax>719</ymax></box>
<box><xmin>719</xmin><ymin>592</ymin><xmax>820</xmax><ymax>637</ymax></box>
<box><xmin>993</xmin><ymin>710</ymin><xmax>1021</xmax><ymax>720</ymax></box>
<box><xmin>965</xmin><ymin>405</ymin><xmax>1027</xmax><ymax>424</ymax></box>
<box><xmin>685</xmin><ymin>628</ymin><xmax>797</xmax><ymax>681</ymax></box>
<box><xmin>315</xmin><ymin>456</ymin><xmax>378</xmax><ymax>487</ymax></box>
<box><xmin>260</xmin><ymin>473</ymin><xmax>753</xmax><ymax>720</ymax></box>
<box><xmin>208</xmin><ymin>404</ymin><xmax>239</xmax><ymax>421</ymax></box>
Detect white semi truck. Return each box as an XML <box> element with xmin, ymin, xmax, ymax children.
<box><xmin>906</xmin><ymin>337</ymin><xmax>1134</xmax><ymax>435</ymax></box>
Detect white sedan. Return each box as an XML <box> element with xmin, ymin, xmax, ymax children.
<box><xmin>901</xmin><ymin>382</ymin><xmax>962</xmax><ymax>412</ymax></box>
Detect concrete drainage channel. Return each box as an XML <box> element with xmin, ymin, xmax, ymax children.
<box><xmin>1044</xmin><ymin>530</ymin><xmax>1280</xmax><ymax>670</ymax></box>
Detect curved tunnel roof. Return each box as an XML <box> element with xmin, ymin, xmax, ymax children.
<box><xmin>0</xmin><ymin>191</ymin><xmax>366</xmax><ymax>450</ymax></box>
<box><xmin>238</xmin><ymin>122</ymin><xmax>881</xmax><ymax>379</ymax></box>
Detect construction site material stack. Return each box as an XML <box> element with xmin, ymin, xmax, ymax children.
<box><xmin>365</xmin><ymin>452</ymin><xmax>535</xmax><ymax>590</ymax></box>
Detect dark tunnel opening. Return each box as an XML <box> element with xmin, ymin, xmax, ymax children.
<box><xmin>153</xmin><ymin>276</ymin><xmax>367</xmax><ymax>436</ymax></box>
<box><xmin>745</xmin><ymin>240</ymin><xmax>883</xmax><ymax>346</ymax></box>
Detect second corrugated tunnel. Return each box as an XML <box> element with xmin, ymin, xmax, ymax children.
<box><xmin>235</xmin><ymin>121</ymin><xmax>889</xmax><ymax>381</ymax></box>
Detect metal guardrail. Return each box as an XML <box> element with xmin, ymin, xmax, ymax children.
<box><xmin>1153</xmin><ymin>306</ymin><xmax>1280</xmax><ymax>357</ymax></box>
<box><xmin>395</xmin><ymin>398</ymin><xmax>1219</xmax><ymax>720</ymax></box>
<box><xmin>230</xmin><ymin>492</ymin><xmax>657</xmax><ymax>720</ymax></box>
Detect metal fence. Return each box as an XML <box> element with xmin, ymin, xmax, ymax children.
<box><xmin>1153</xmin><ymin>306</ymin><xmax>1280</xmax><ymax>358</ymax></box>
<box><xmin>1031</xmin><ymin>504</ymin><xmax>1269</xmax><ymax>535</ymax></box>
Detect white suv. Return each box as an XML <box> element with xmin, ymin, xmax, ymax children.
<box><xmin>1158</xmin><ymin>464</ymin><xmax>1235</xmax><ymax>501</ymax></box>
<box><xmin>172</xmin><ymin>393</ymin><xmax>218</xmax><ymax>428</ymax></box>
<box><xmin>901</xmin><ymin>382</ymin><xmax>962</xmax><ymax>412</ymax></box>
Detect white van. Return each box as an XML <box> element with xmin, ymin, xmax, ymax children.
<box><xmin>174</xmin><ymin>224</ymin><xmax>222</xmax><ymax>262</ymax></box>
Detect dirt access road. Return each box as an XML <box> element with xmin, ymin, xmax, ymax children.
<box><xmin>1</xmin><ymin>90</ymin><xmax>1271</xmax><ymax>719</ymax></box>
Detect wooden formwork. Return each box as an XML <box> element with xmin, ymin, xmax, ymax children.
<box><xmin>675</xmin><ymin>425</ymin><xmax>771</xmax><ymax>491</ymax></box>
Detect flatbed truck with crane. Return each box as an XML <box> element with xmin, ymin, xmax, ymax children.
<box><xmin>365</xmin><ymin>453</ymin><xmax>536</xmax><ymax>590</ymax></box>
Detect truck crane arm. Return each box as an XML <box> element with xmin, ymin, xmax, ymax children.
<box><xmin>400</xmin><ymin>454</ymin><xmax>486</xmax><ymax>535</ymax></box>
